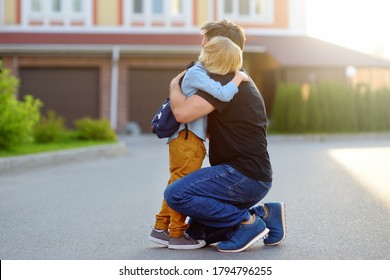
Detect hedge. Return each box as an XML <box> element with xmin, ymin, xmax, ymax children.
<box><xmin>270</xmin><ymin>82</ymin><xmax>390</xmax><ymax>133</ymax></box>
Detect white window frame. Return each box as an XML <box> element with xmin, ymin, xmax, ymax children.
<box><xmin>124</xmin><ymin>0</ymin><xmax>191</xmax><ymax>28</ymax></box>
<box><xmin>217</xmin><ymin>0</ymin><xmax>274</xmax><ymax>24</ymax></box>
<box><xmin>21</xmin><ymin>0</ymin><xmax>92</xmax><ymax>28</ymax></box>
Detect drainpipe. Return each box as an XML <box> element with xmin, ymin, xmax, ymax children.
<box><xmin>110</xmin><ymin>46</ymin><xmax>120</xmax><ymax>130</ymax></box>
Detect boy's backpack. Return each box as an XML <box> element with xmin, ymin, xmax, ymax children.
<box><xmin>151</xmin><ymin>97</ymin><xmax>181</xmax><ymax>138</ymax></box>
<box><xmin>151</xmin><ymin>62</ymin><xmax>193</xmax><ymax>139</ymax></box>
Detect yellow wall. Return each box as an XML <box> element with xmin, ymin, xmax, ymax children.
<box><xmin>273</xmin><ymin>0</ymin><xmax>288</xmax><ymax>29</ymax></box>
<box><xmin>4</xmin><ymin>0</ymin><xmax>17</xmax><ymax>25</ymax></box>
<box><xmin>96</xmin><ymin>0</ymin><xmax>119</xmax><ymax>26</ymax></box>
<box><xmin>196</xmin><ymin>0</ymin><xmax>210</xmax><ymax>27</ymax></box>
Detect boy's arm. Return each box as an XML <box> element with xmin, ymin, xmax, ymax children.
<box><xmin>232</xmin><ymin>70</ymin><xmax>249</xmax><ymax>87</ymax></box>
<box><xmin>187</xmin><ymin>66</ymin><xmax>248</xmax><ymax>102</ymax></box>
<box><xmin>170</xmin><ymin>70</ymin><xmax>215</xmax><ymax>124</ymax></box>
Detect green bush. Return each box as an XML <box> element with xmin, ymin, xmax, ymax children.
<box><xmin>270</xmin><ymin>83</ymin><xmax>307</xmax><ymax>133</ymax></box>
<box><xmin>0</xmin><ymin>63</ymin><xmax>42</xmax><ymax>150</ymax></box>
<box><xmin>308</xmin><ymin>82</ymin><xmax>357</xmax><ymax>132</ymax></box>
<box><xmin>270</xmin><ymin>81</ymin><xmax>390</xmax><ymax>133</ymax></box>
<box><xmin>0</xmin><ymin>63</ymin><xmax>19</xmax><ymax>96</ymax></box>
<box><xmin>33</xmin><ymin>110</ymin><xmax>67</xmax><ymax>143</ymax></box>
<box><xmin>75</xmin><ymin>118</ymin><xmax>116</xmax><ymax>141</ymax></box>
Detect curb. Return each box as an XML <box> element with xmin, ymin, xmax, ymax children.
<box><xmin>0</xmin><ymin>142</ymin><xmax>128</xmax><ymax>174</ymax></box>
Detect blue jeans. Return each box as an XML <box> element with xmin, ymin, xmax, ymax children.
<box><xmin>164</xmin><ymin>164</ymin><xmax>271</xmax><ymax>228</ymax></box>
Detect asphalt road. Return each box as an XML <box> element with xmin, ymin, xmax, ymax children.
<box><xmin>1</xmin><ymin>134</ymin><xmax>390</xmax><ymax>260</ymax></box>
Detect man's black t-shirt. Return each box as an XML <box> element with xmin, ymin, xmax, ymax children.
<box><xmin>196</xmin><ymin>73</ymin><xmax>272</xmax><ymax>182</ymax></box>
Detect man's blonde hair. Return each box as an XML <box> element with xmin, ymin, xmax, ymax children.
<box><xmin>199</xmin><ymin>36</ymin><xmax>243</xmax><ymax>75</ymax></box>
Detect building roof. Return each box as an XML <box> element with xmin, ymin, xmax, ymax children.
<box><xmin>246</xmin><ymin>35</ymin><xmax>390</xmax><ymax>68</ymax></box>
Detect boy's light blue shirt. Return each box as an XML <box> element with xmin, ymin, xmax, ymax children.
<box><xmin>168</xmin><ymin>61</ymin><xmax>238</xmax><ymax>142</ymax></box>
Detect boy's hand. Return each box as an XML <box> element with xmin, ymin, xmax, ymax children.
<box><xmin>236</xmin><ymin>70</ymin><xmax>249</xmax><ymax>82</ymax></box>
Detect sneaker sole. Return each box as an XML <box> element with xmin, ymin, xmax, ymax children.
<box><xmin>148</xmin><ymin>235</ymin><xmax>169</xmax><ymax>247</ymax></box>
<box><xmin>264</xmin><ymin>202</ymin><xmax>286</xmax><ymax>246</ymax></box>
<box><xmin>168</xmin><ymin>240</ymin><xmax>207</xmax><ymax>250</ymax></box>
<box><xmin>217</xmin><ymin>228</ymin><xmax>269</xmax><ymax>253</ymax></box>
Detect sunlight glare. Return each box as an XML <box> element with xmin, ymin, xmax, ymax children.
<box><xmin>328</xmin><ymin>147</ymin><xmax>390</xmax><ymax>209</ymax></box>
<box><xmin>307</xmin><ymin>0</ymin><xmax>390</xmax><ymax>56</ymax></box>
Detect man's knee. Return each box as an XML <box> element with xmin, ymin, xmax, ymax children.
<box><xmin>164</xmin><ymin>183</ymin><xmax>188</xmax><ymax>210</ymax></box>
<box><xmin>164</xmin><ymin>185</ymin><xmax>177</xmax><ymax>207</ymax></box>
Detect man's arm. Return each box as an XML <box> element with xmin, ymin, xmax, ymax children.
<box><xmin>169</xmin><ymin>70</ymin><xmax>215</xmax><ymax>123</ymax></box>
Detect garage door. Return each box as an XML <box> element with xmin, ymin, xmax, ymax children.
<box><xmin>20</xmin><ymin>68</ymin><xmax>99</xmax><ymax>128</ymax></box>
<box><xmin>128</xmin><ymin>68</ymin><xmax>183</xmax><ymax>133</ymax></box>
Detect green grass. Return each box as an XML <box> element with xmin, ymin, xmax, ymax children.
<box><xmin>0</xmin><ymin>140</ymin><xmax>117</xmax><ymax>158</ymax></box>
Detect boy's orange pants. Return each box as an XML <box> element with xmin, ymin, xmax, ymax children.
<box><xmin>154</xmin><ymin>130</ymin><xmax>206</xmax><ymax>238</ymax></box>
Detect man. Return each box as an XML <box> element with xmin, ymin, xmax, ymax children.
<box><xmin>165</xmin><ymin>19</ymin><xmax>286</xmax><ymax>252</ymax></box>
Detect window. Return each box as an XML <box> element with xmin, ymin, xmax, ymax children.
<box><xmin>239</xmin><ymin>0</ymin><xmax>250</xmax><ymax>15</ymax></box>
<box><xmin>224</xmin><ymin>0</ymin><xmax>233</xmax><ymax>14</ymax></box>
<box><xmin>31</xmin><ymin>0</ymin><xmax>42</xmax><ymax>12</ymax></box>
<box><xmin>72</xmin><ymin>0</ymin><xmax>83</xmax><ymax>13</ymax></box>
<box><xmin>128</xmin><ymin>0</ymin><xmax>185</xmax><ymax>18</ymax></box>
<box><xmin>133</xmin><ymin>0</ymin><xmax>143</xmax><ymax>14</ymax></box>
<box><xmin>254</xmin><ymin>0</ymin><xmax>265</xmax><ymax>14</ymax></box>
<box><xmin>51</xmin><ymin>0</ymin><xmax>61</xmax><ymax>12</ymax></box>
<box><xmin>220</xmin><ymin>0</ymin><xmax>273</xmax><ymax>23</ymax></box>
<box><xmin>23</xmin><ymin>0</ymin><xmax>91</xmax><ymax>27</ymax></box>
<box><xmin>152</xmin><ymin>0</ymin><xmax>164</xmax><ymax>14</ymax></box>
<box><xmin>124</xmin><ymin>0</ymin><xmax>190</xmax><ymax>28</ymax></box>
<box><xmin>171</xmin><ymin>0</ymin><xmax>183</xmax><ymax>16</ymax></box>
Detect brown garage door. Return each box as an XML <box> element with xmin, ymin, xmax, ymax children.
<box><xmin>128</xmin><ymin>67</ymin><xmax>183</xmax><ymax>133</ymax></box>
<box><xmin>20</xmin><ymin>68</ymin><xmax>99</xmax><ymax>128</ymax></box>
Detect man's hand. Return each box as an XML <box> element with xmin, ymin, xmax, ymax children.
<box><xmin>170</xmin><ymin>70</ymin><xmax>186</xmax><ymax>90</ymax></box>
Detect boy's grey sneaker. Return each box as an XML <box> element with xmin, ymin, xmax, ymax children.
<box><xmin>148</xmin><ymin>228</ymin><xmax>169</xmax><ymax>246</ymax></box>
<box><xmin>168</xmin><ymin>233</ymin><xmax>206</xmax><ymax>250</ymax></box>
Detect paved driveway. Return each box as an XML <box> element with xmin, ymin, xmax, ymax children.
<box><xmin>1</xmin><ymin>134</ymin><xmax>390</xmax><ymax>260</ymax></box>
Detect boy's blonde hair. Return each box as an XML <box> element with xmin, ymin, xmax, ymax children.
<box><xmin>199</xmin><ymin>36</ymin><xmax>243</xmax><ymax>75</ymax></box>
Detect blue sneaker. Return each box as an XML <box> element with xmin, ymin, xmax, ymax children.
<box><xmin>250</xmin><ymin>202</ymin><xmax>286</xmax><ymax>246</ymax></box>
<box><xmin>216</xmin><ymin>215</ymin><xmax>269</xmax><ymax>253</ymax></box>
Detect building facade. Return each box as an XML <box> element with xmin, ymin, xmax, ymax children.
<box><xmin>1</xmin><ymin>0</ymin><xmax>389</xmax><ymax>132</ymax></box>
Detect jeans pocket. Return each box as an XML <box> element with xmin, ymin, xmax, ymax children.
<box><xmin>258</xmin><ymin>181</ymin><xmax>272</xmax><ymax>192</ymax></box>
<box><xmin>227</xmin><ymin>177</ymin><xmax>271</xmax><ymax>207</ymax></box>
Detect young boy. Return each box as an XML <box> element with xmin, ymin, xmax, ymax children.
<box><xmin>149</xmin><ymin>36</ymin><xmax>249</xmax><ymax>249</ymax></box>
